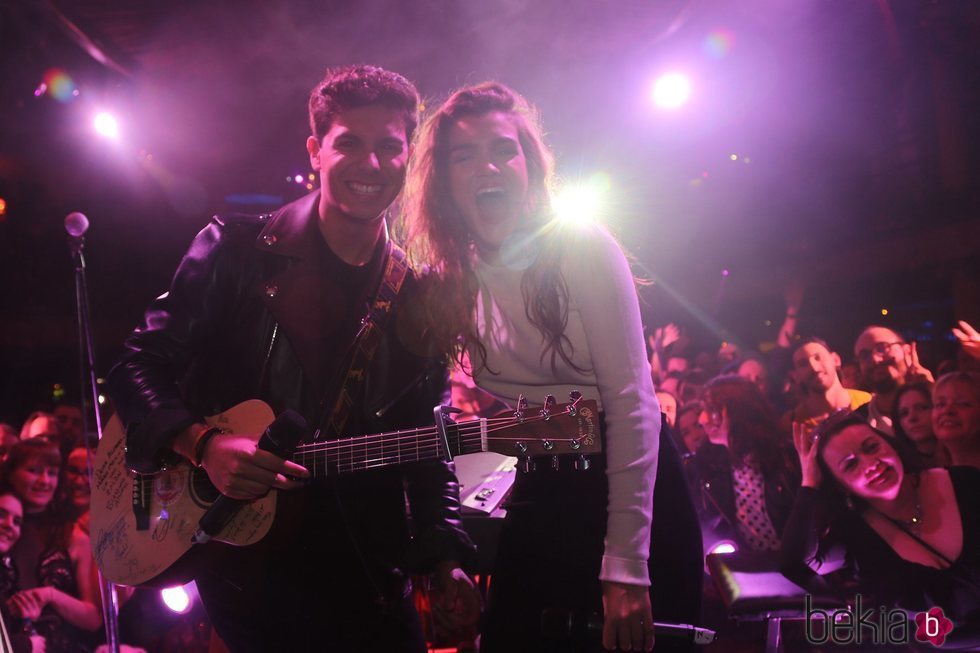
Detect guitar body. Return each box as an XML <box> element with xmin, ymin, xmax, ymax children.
<box><xmin>91</xmin><ymin>400</ymin><xmax>279</xmax><ymax>587</ymax></box>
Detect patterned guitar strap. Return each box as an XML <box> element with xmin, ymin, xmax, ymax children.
<box><xmin>319</xmin><ymin>240</ymin><xmax>409</xmax><ymax>439</ymax></box>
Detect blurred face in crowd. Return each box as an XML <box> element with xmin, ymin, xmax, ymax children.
<box><xmin>698</xmin><ymin>402</ymin><xmax>729</xmax><ymax>447</ymax></box>
<box><xmin>854</xmin><ymin>327</ymin><xmax>909</xmax><ymax>393</ymax></box>
<box><xmin>897</xmin><ymin>388</ymin><xmax>933</xmax><ymax>445</ymax></box>
<box><xmin>665</xmin><ymin>356</ymin><xmax>689</xmax><ymax>376</ymax></box>
<box><xmin>932</xmin><ymin>379</ymin><xmax>980</xmax><ymax>446</ymax></box>
<box><xmin>54</xmin><ymin>404</ymin><xmax>83</xmax><ymax>444</ymax></box>
<box><xmin>677</xmin><ymin>409</ymin><xmax>706</xmax><ymax>454</ymax></box>
<box><xmin>0</xmin><ymin>493</ymin><xmax>23</xmax><ymax>555</ymax></box>
<box><xmin>821</xmin><ymin>424</ymin><xmax>904</xmax><ymax>503</ymax></box>
<box><xmin>656</xmin><ymin>391</ymin><xmax>677</xmax><ymax>427</ymax></box>
<box><xmin>66</xmin><ymin>447</ymin><xmax>91</xmax><ymax>512</ymax></box>
<box><xmin>9</xmin><ymin>456</ymin><xmax>60</xmax><ymax>513</ymax></box>
<box><xmin>737</xmin><ymin>359</ymin><xmax>768</xmax><ymax>396</ymax></box>
<box><xmin>792</xmin><ymin>342</ymin><xmax>841</xmax><ymax>394</ymax></box>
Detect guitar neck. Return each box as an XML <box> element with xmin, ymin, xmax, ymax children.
<box><xmin>291</xmin><ymin>420</ymin><xmax>486</xmax><ymax>477</ymax></box>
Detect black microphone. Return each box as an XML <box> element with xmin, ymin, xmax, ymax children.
<box><xmin>192</xmin><ymin>410</ymin><xmax>308</xmax><ymax>544</ymax></box>
<box><xmin>541</xmin><ymin>609</ymin><xmax>716</xmax><ymax>647</ymax></box>
<box><xmin>64</xmin><ymin>212</ymin><xmax>90</xmax><ymax>237</ymax></box>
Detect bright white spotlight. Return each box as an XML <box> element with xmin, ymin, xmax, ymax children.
<box><xmin>553</xmin><ymin>173</ymin><xmax>611</xmax><ymax>226</ymax></box>
<box><xmin>161</xmin><ymin>584</ymin><xmax>192</xmax><ymax>613</ymax></box>
<box><xmin>554</xmin><ymin>186</ymin><xmax>599</xmax><ymax>226</ymax></box>
<box><xmin>651</xmin><ymin>73</ymin><xmax>691</xmax><ymax>110</ymax></box>
<box><xmin>93</xmin><ymin>112</ymin><xmax>120</xmax><ymax>140</ymax></box>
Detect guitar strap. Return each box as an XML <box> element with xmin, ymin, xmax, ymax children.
<box><xmin>316</xmin><ymin>240</ymin><xmax>410</xmax><ymax>440</ymax></box>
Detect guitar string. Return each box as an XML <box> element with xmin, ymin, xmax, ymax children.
<box><xmin>134</xmin><ymin>411</ymin><xmax>595</xmax><ymax>479</ymax></box>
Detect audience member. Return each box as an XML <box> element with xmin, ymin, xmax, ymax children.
<box><xmin>52</xmin><ymin>404</ymin><xmax>84</xmax><ymax>451</ymax></box>
<box><xmin>784</xmin><ymin>411</ymin><xmax>980</xmax><ymax>648</ymax></box>
<box><xmin>656</xmin><ymin>390</ymin><xmax>679</xmax><ymax>428</ymax></box>
<box><xmin>853</xmin><ymin>325</ymin><xmax>934</xmax><ymax>434</ymax></box>
<box><xmin>783</xmin><ymin>338</ymin><xmax>871</xmax><ymax>430</ymax></box>
<box><xmin>675</xmin><ymin>402</ymin><xmax>706</xmax><ymax>456</ymax></box>
<box><xmin>1</xmin><ymin>438</ymin><xmax>101</xmax><ymax>651</ymax></box>
<box><xmin>892</xmin><ymin>382</ymin><xmax>951</xmax><ymax>468</ymax></box>
<box><xmin>689</xmin><ymin>376</ymin><xmax>800</xmax><ymax>553</ymax></box>
<box><xmin>932</xmin><ymin>371</ymin><xmax>980</xmax><ymax>469</ymax></box>
<box><xmin>18</xmin><ymin>413</ymin><xmax>58</xmax><ymax>442</ymax></box>
<box><xmin>952</xmin><ymin>320</ymin><xmax>980</xmax><ymax>366</ymax></box>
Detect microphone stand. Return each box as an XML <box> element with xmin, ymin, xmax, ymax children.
<box><xmin>67</xmin><ymin>229</ymin><xmax>122</xmax><ymax>653</ymax></box>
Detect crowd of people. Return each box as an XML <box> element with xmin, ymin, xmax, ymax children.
<box><xmin>653</xmin><ymin>313</ymin><xmax>980</xmax><ymax>647</ymax></box>
<box><xmin>2</xmin><ymin>60</ymin><xmax>979</xmax><ymax>653</ymax></box>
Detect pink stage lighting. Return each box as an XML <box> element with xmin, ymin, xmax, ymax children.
<box><xmin>161</xmin><ymin>584</ymin><xmax>193</xmax><ymax>614</ymax></box>
<box><xmin>651</xmin><ymin>73</ymin><xmax>691</xmax><ymax>110</ymax></box>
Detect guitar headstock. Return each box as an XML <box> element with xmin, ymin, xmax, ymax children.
<box><xmin>481</xmin><ymin>393</ymin><xmax>602</xmax><ymax>458</ymax></box>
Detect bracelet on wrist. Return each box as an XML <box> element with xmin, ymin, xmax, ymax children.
<box><xmin>191</xmin><ymin>426</ymin><xmax>225</xmax><ymax>467</ymax></box>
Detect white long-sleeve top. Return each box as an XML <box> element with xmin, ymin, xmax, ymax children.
<box><xmin>469</xmin><ymin>223</ymin><xmax>660</xmax><ymax>586</ymax></box>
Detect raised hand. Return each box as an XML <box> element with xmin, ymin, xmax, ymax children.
<box><xmin>793</xmin><ymin>421</ymin><xmax>821</xmax><ymax>489</ymax></box>
<box><xmin>601</xmin><ymin>581</ymin><xmax>655</xmax><ymax>652</ymax></box>
<box><xmin>952</xmin><ymin>320</ymin><xmax>980</xmax><ymax>362</ymax></box>
<box><xmin>905</xmin><ymin>341</ymin><xmax>935</xmax><ymax>384</ymax></box>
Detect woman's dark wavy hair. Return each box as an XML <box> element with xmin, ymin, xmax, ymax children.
<box><xmin>701</xmin><ymin>375</ymin><xmax>795</xmax><ymax>481</ymax></box>
<box><xmin>0</xmin><ymin>438</ymin><xmax>73</xmax><ymax>551</ymax></box>
<box><xmin>400</xmin><ymin>81</ymin><xmax>587</xmax><ymax>373</ymax></box>
<box><xmin>808</xmin><ymin>410</ymin><xmax>923</xmax><ymax>563</ymax></box>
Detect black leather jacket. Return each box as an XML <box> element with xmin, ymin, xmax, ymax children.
<box><xmin>107</xmin><ymin>191</ymin><xmax>475</xmax><ymax>587</ymax></box>
<box><xmin>686</xmin><ymin>441</ymin><xmax>799</xmax><ymax>550</ymax></box>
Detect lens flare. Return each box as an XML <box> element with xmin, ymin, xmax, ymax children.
<box><xmin>553</xmin><ymin>172</ymin><xmax>612</xmax><ymax>226</ymax></box>
<box><xmin>42</xmin><ymin>68</ymin><xmax>76</xmax><ymax>102</ymax></box>
<box><xmin>703</xmin><ymin>29</ymin><xmax>736</xmax><ymax>59</ymax></box>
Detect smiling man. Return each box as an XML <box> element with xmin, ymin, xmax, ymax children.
<box><xmin>107</xmin><ymin>65</ymin><xmax>476</xmax><ymax>653</ymax></box>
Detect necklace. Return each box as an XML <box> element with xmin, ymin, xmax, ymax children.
<box><xmin>895</xmin><ymin>500</ymin><xmax>924</xmax><ymax>532</ymax></box>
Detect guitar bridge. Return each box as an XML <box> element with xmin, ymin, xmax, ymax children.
<box><xmin>132</xmin><ymin>473</ymin><xmax>151</xmax><ymax>532</ymax></box>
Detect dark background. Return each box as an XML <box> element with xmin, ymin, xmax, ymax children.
<box><xmin>2</xmin><ymin>0</ymin><xmax>979</xmax><ymax>423</ymax></box>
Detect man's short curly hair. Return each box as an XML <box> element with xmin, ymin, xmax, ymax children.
<box><xmin>308</xmin><ymin>64</ymin><xmax>420</xmax><ymax>144</ymax></box>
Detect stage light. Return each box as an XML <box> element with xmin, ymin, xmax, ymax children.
<box><xmin>293</xmin><ymin>174</ymin><xmax>304</xmax><ymax>184</ymax></box>
<box><xmin>0</xmin><ymin>197</ymin><xmax>6</xmax><ymax>216</ymax></box>
<box><xmin>708</xmin><ymin>540</ymin><xmax>737</xmax><ymax>555</ymax></box>
<box><xmin>721</xmin><ymin>268</ymin><xmax>729</xmax><ymax>277</ymax></box>
<box><xmin>553</xmin><ymin>173</ymin><xmax>611</xmax><ymax>226</ymax></box>
<box><xmin>651</xmin><ymin>73</ymin><xmax>691</xmax><ymax>110</ymax></box>
<box><xmin>93</xmin><ymin>112</ymin><xmax>120</xmax><ymax>140</ymax></box>
<box><xmin>161</xmin><ymin>585</ymin><xmax>192</xmax><ymax>614</ymax></box>
<box><xmin>729</xmin><ymin>154</ymin><xmax>738</xmax><ymax>161</ymax></box>
<box><xmin>42</xmin><ymin>68</ymin><xmax>76</xmax><ymax>103</ymax></box>
<box><xmin>881</xmin><ymin>308</ymin><xmax>889</xmax><ymax>316</ymax></box>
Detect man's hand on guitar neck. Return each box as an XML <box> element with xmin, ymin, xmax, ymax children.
<box><xmin>174</xmin><ymin>424</ymin><xmax>310</xmax><ymax>501</ymax></box>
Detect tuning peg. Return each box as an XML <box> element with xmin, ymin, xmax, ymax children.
<box><xmin>541</xmin><ymin>394</ymin><xmax>556</xmax><ymax>420</ymax></box>
<box><xmin>567</xmin><ymin>390</ymin><xmax>583</xmax><ymax>416</ymax></box>
<box><xmin>521</xmin><ymin>457</ymin><xmax>536</xmax><ymax>473</ymax></box>
<box><xmin>515</xmin><ymin>441</ymin><xmax>528</xmax><ymax>455</ymax></box>
<box><xmin>515</xmin><ymin>394</ymin><xmax>528</xmax><ymax>422</ymax></box>
<box><xmin>575</xmin><ymin>454</ymin><xmax>591</xmax><ymax>471</ymax></box>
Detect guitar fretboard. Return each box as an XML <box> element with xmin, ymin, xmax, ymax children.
<box><xmin>291</xmin><ymin>419</ymin><xmax>487</xmax><ymax>476</ymax></box>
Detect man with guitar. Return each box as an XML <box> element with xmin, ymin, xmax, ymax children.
<box><xmin>106</xmin><ymin>65</ymin><xmax>478</xmax><ymax>652</ymax></box>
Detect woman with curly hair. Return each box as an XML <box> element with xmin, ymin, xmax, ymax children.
<box><xmin>688</xmin><ymin>375</ymin><xmax>800</xmax><ymax>553</ymax></box>
<box><xmin>401</xmin><ymin>81</ymin><xmax>701</xmax><ymax>652</ymax></box>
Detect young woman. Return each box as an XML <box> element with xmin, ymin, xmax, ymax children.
<box><xmin>785</xmin><ymin>411</ymin><xmax>980</xmax><ymax>647</ymax></box>
<box><xmin>1</xmin><ymin>438</ymin><xmax>101</xmax><ymax>652</ymax></box>
<box><xmin>892</xmin><ymin>382</ymin><xmax>950</xmax><ymax>468</ymax></box>
<box><xmin>402</xmin><ymin>82</ymin><xmax>701</xmax><ymax>652</ymax></box>
<box><xmin>689</xmin><ymin>375</ymin><xmax>799</xmax><ymax>553</ymax></box>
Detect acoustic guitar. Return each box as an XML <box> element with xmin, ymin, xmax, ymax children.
<box><xmin>91</xmin><ymin>395</ymin><xmax>600</xmax><ymax>587</ymax></box>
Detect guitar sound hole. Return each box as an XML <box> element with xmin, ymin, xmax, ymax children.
<box><xmin>189</xmin><ymin>467</ymin><xmax>221</xmax><ymax>507</ymax></box>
